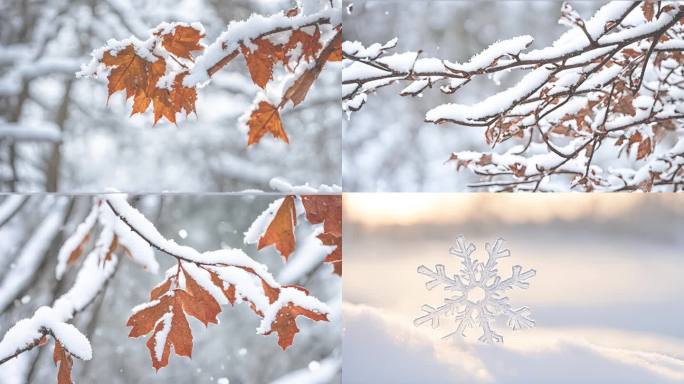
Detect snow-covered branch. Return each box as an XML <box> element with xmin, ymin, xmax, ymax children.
<box><xmin>344</xmin><ymin>2</ymin><xmax>684</xmax><ymax>191</ymax></box>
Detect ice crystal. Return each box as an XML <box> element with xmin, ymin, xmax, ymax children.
<box><xmin>414</xmin><ymin>235</ymin><xmax>536</xmax><ymax>344</ymax></box>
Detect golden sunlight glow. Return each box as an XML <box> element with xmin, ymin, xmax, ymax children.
<box><xmin>343</xmin><ymin>193</ymin><xmax>652</xmax><ymax>226</ymax></box>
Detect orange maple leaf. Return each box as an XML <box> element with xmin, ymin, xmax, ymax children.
<box><xmin>246</xmin><ymin>101</ymin><xmax>288</xmax><ymax>145</ymax></box>
<box><xmin>284</xmin><ymin>29</ymin><xmax>342</xmax><ymax>107</ymax></box>
<box><xmin>241</xmin><ymin>39</ymin><xmax>283</xmax><ymax>88</ymax></box>
<box><xmin>257</xmin><ymin>195</ymin><xmax>297</xmax><ymax>258</ymax></box>
<box><xmin>160</xmin><ymin>25</ymin><xmax>204</xmax><ymax>60</ymax></box>
<box><xmin>284</xmin><ymin>27</ymin><xmax>322</xmax><ymax>66</ymax></box>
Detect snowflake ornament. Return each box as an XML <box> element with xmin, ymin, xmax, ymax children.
<box><xmin>414</xmin><ymin>236</ymin><xmax>536</xmax><ymax>344</ymax></box>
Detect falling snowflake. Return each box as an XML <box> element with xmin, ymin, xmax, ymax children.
<box><xmin>414</xmin><ymin>235</ymin><xmax>536</xmax><ymax>344</ymax></box>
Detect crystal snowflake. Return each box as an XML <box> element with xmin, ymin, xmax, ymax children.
<box><xmin>414</xmin><ymin>235</ymin><xmax>536</xmax><ymax>344</ymax></box>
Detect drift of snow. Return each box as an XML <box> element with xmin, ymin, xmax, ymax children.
<box><xmin>414</xmin><ymin>236</ymin><xmax>536</xmax><ymax>344</ymax></box>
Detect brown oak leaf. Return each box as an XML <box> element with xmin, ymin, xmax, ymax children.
<box><xmin>145</xmin><ymin>293</ymin><xmax>193</xmax><ymax>370</ymax></box>
<box><xmin>53</xmin><ymin>342</ymin><xmax>73</xmax><ymax>384</ymax></box>
<box><xmin>209</xmin><ymin>270</ymin><xmax>236</xmax><ymax>305</ymax></box>
<box><xmin>637</xmin><ymin>137</ymin><xmax>652</xmax><ymax>160</ymax></box>
<box><xmin>301</xmin><ymin>195</ymin><xmax>341</xmax><ymax>235</ymax></box>
<box><xmin>179</xmin><ymin>268</ymin><xmax>221</xmax><ymax>326</ymax></box>
<box><xmin>318</xmin><ymin>232</ymin><xmax>342</xmax><ymax>276</ymax></box>
<box><xmin>266</xmin><ymin>303</ymin><xmax>328</xmax><ymax>350</ymax></box>
<box><xmin>67</xmin><ymin>233</ymin><xmax>91</xmax><ymax>266</ymax></box>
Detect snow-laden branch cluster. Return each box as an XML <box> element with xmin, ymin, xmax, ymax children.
<box><xmin>0</xmin><ymin>224</ymin><xmax>120</xmax><ymax>365</ymax></box>
<box><xmin>77</xmin><ymin>0</ymin><xmax>341</xmax><ymax>146</ymax></box>
<box><xmin>0</xmin><ymin>194</ymin><xmax>333</xmax><ymax>381</ymax></box>
<box><xmin>344</xmin><ymin>2</ymin><xmax>684</xmax><ymax>191</ymax></box>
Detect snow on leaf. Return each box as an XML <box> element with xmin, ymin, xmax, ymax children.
<box><xmin>209</xmin><ymin>270</ymin><xmax>236</xmax><ymax>305</ymax></box>
<box><xmin>267</xmin><ymin>302</ymin><xmax>328</xmax><ymax>350</ymax></box>
<box><xmin>415</xmin><ymin>236</ymin><xmax>536</xmax><ymax>344</ymax></box>
<box><xmin>179</xmin><ymin>267</ymin><xmax>221</xmax><ymax>326</ymax></box>
<box><xmin>128</xmin><ymin>288</ymin><xmax>194</xmax><ymax>370</ymax></box>
<box><xmin>145</xmin><ymin>294</ymin><xmax>193</xmax><ymax>370</ymax></box>
<box><xmin>102</xmin><ymin>45</ymin><xmax>164</xmax><ymax>111</ymax></box>
<box><xmin>317</xmin><ymin>232</ymin><xmax>341</xmax><ymax>276</ymax></box>
<box><xmin>284</xmin><ymin>28</ymin><xmax>322</xmax><ymax>65</ymax></box>
<box><xmin>127</xmin><ymin>295</ymin><xmax>173</xmax><ymax>339</ymax></box>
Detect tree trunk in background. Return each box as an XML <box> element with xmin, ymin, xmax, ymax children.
<box><xmin>46</xmin><ymin>80</ymin><xmax>73</xmax><ymax>192</ymax></box>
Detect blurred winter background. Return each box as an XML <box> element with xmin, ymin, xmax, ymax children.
<box><xmin>0</xmin><ymin>0</ymin><xmax>340</xmax><ymax>192</ymax></box>
<box><xmin>344</xmin><ymin>193</ymin><xmax>684</xmax><ymax>383</ymax></box>
<box><xmin>343</xmin><ymin>1</ymin><xmax>606</xmax><ymax>191</ymax></box>
<box><xmin>0</xmin><ymin>195</ymin><xmax>341</xmax><ymax>383</ymax></box>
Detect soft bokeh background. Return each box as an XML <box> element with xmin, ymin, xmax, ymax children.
<box><xmin>343</xmin><ymin>193</ymin><xmax>684</xmax><ymax>383</ymax></box>
<box><xmin>0</xmin><ymin>0</ymin><xmax>340</xmax><ymax>192</ymax></box>
<box><xmin>0</xmin><ymin>195</ymin><xmax>341</xmax><ymax>383</ymax></box>
<box><xmin>343</xmin><ymin>1</ymin><xmax>605</xmax><ymax>191</ymax></box>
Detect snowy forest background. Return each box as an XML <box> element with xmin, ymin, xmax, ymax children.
<box><xmin>344</xmin><ymin>0</ymin><xmax>611</xmax><ymax>192</ymax></box>
<box><xmin>0</xmin><ymin>0</ymin><xmax>341</xmax><ymax>192</ymax></box>
<box><xmin>0</xmin><ymin>194</ymin><xmax>341</xmax><ymax>383</ymax></box>
<box><xmin>343</xmin><ymin>193</ymin><xmax>684</xmax><ymax>383</ymax></box>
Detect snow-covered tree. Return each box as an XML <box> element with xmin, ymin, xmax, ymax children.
<box><xmin>344</xmin><ymin>1</ymin><xmax>684</xmax><ymax>191</ymax></box>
